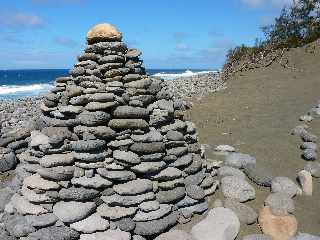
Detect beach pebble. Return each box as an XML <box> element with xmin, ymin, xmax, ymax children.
<box><xmin>224</xmin><ymin>198</ymin><xmax>258</xmax><ymax>224</ymax></box>
<box><xmin>215</xmin><ymin>145</ymin><xmax>236</xmax><ymax>152</ymax></box>
<box><xmin>243</xmin><ymin>164</ymin><xmax>273</xmax><ymax>187</ymax></box>
<box><xmin>221</xmin><ymin>176</ymin><xmax>256</xmax><ymax>202</ymax></box>
<box><xmin>290</xmin><ymin>233</ymin><xmax>320</xmax><ymax>240</ymax></box>
<box><xmin>302</xmin><ymin>149</ymin><xmax>317</xmax><ymax>161</ymax></box>
<box><xmin>191</xmin><ymin>207</ymin><xmax>240</xmax><ymax>240</ymax></box>
<box><xmin>258</xmin><ymin>206</ymin><xmax>297</xmax><ymax>240</ymax></box>
<box><xmin>299</xmin><ymin>115</ymin><xmax>313</xmax><ymax>122</ymax></box>
<box><xmin>297</xmin><ymin>170</ymin><xmax>313</xmax><ymax>196</ymax></box>
<box><xmin>218</xmin><ymin>166</ymin><xmax>246</xmax><ymax>179</ymax></box>
<box><xmin>224</xmin><ymin>153</ymin><xmax>256</xmax><ymax>169</ymax></box>
<box><xmin>271</xmin><ymin>177</ymin><xmax>300</xmax><ymax>198</ymax></box>
<box><xmin>265</xmin><ymin>193</ymin><xmax>295</xmax><ymax>216</ymax></box>
<box><xmin>304</xmin><ymin>162</ymin><xmax>320</xmax><ymax>177</ymax></box>
<box><xmin>301</xmin><ymin>142</ymin><xmax>317</xmax><ymax>151</ymax></box>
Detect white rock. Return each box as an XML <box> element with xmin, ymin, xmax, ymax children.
<box><xmin>30</xmin><ymin>131</ymin><xmax>49</xmax><ymax>147</ymax></box>
<box><xmin>297</xmin><ymin>170</ymin><xmax>313</xmax><ymax>196</ymax></box>
<box><xmin>191</xmin><ymin>207</ymin><xmax>240</xmax><ymax>240</ymax></box>
<box><xmin>215</xmin><ymin>145</ymin><xmax>236</xmax><ymax>152</ymax></box>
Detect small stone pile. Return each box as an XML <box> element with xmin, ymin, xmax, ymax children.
<box><xmin>0</xmin><ymin>23</ymin><xmax>217</xmax><ymax>240</ymax></box>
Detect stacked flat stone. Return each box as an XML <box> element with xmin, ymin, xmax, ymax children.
<box><xmin>2</xmin><ymin>23</ymin><xmax>217</xmax><ymax>239</ymax></box>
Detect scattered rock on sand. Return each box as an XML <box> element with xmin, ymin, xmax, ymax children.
<box><xmin>271</xmin><ymin>177</ymin><xmax>300</xmax><ymax>198</ymax></box>
<box><xmin>191</xmin><ymin>207</ymin><xmax>240</xmax><ymax>240</ymax></box>
<box><xmin>224</xmin><ymin>198</ymin><xmax>258</xmax><ymax>224</ymax></box>
<box><xmin>304</xmin><ymin>162</ymin><xmax>320</xmax><ymax>177</ymax></box>
<box><xmin>302</xmin><ymin>149</ymin><xmax>317</xmax><ymax>161</ymax></box>
<box><xmin>215</xmin><ymin>145</ymin><xmax>236</xmax><ymax>152</ymax></box>
<box><xmin>258</xmin><ymin>206</ymin><xmax>298</xmax><ymax>240</ymax></box>
<box><xmin>224</xmin><ymin>153</ymin><xmax>256</xmax><ymax>169</ymax></box>
<box><xmin>243</xmin><ymin>164</ymin><xmax>273</xmax><ymax>187</ymax></box>
<box><xmin>290</xmin><ymin>233</ymin><xmax>320</xmax><ymax>240</ymax></box>
<box><xmin>221</xmin><ymin>176</ymin><xmax>256</xmax><ymax>202</ymax></box>
<box><xmin>264</xmin><ymin>193</ymin><xmax>295</xmax><ymax>216</ymax></box>
<box><xmin>297</xmin><ymin>170</ymin><xmax>313</xmax><ymax>196</ymax></box>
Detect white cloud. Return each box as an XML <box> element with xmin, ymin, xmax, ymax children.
<box><xmin>242</xmin><ymin>0</ymin><xmax>293</xmax><ymax>8</ymax></box>
<box><xmin>0</xmin><ymin>12</ymin><xmax>45</xmax><ymax>29</ymax></box>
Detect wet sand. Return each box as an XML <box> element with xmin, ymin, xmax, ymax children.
<box><xmin>179</xmin><ymin>42</ymin><xmax>320</xmax><ymax>237</ymax></box>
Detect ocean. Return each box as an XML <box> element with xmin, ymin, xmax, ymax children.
<box><xmin>0</xmin><ymin>69</ymin><xmax>215</xmax><ymax>100</ymax></box>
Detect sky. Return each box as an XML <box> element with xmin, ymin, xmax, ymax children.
<box><xmin>0</xmin><ymin>0</ymin><xmax>293</xmax><ymax>70</ymax></box>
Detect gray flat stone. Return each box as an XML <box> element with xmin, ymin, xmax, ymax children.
<box><xmin>53</xmin><ymin>201</ymin><xmax>96</xmax><ymax>224</ymax></box>
<box><xmin>4</xmin><ymin>214</ymin><xmax>35</xmax><ymax>237</ymax></box>
<box><xmin>26</xmin><ymin>226</ymin><xmax>80</xmax><ymax>240</ymax></box>
<box><xmin>71</xmin><ymin>175</ymin><xmax>112</xmax><ymax>189</ymax></box>
<box><xmin>97</xmin><ymin>204</ymin><xmax>137</xmax><ymax>220</ymax></box>
<box><xmin>113</xmin><ymin>150</ymin><xmax>141</xmax><ymax>165</ymax></box>
<box><xmin>39</xmin><ymin>153</ymin><xmax>74</xmax><ymax>168</ymax></box>
<box><xmin>152</xmin><ymin>167</ymin><xmax>182</xmax><ymax>181</ymax></box>
<box><xmin>24</xmin><ymin>174</ymin><xmax>60</xmax><ymax>190</ymax></box>
<box><xmin>185</xmin><ymin>185</ymin><xmax>205</xmax><ymax>200</ymax></box>
<box><xmin>113</xmin><ymin>106</ymin><xmax>149</xmax><ymax>119</ymax></box>
<box><xmin>102</xmin><ymin>192</ymin><xmax>155</xmax><ymax>206</ymax></box>
<box><xmin>59</xmin><ymin>187</ymin><xmax>100</xmax><ymax>201</ymax></box>
<box><xmin>130</xmin><ymin>142</ymin><xmax>165</xmax><ymax>154</ymax></box>
<box><xmin>134</xmin><ymin>204</ymin><xmax>172</xmax><ymax>221</ymax></box>
<box><xmin>134</xmin><ymin>210</ymin><xmax>179</xmax><ymax>236</ymax></box>
<box><xmin>37</xmin><ymin>166</ymin><xmax>74</xmax><ymax>181</ymax></box>
<box><xmin>70</xmin><ymin>213</ymin><xmax>109</xmax><ymax>233</ymax></box>
<box><xmin>114</xmin><ymin>217</ymin><xmax>136</xmax><ymax>232</ymax></box>
<box><xmin>156</xmin><ymin>187</ymin><xmax>186</xmax><ymax>203</ymax></box>
<box><xmin>113</xmin><ymin>179</ymin><xmax>153</xmax><ymax>195</ymax></box>
<box><xmin>98</xmin><ymin>168</ymin><xmax>136</xmax><ymax>181</ymax></box>
<box><xmin>25</xmin><ymin>213</ymin><xmax>58</xmax><ymax>228</ymax></box>
<box><xmin>131</xmin><ymin>130</ymin><xmax>163</xmax><ymax>143</ymax></box>
<box><xmin>139</xmin><ymin>200</ymin><xmax>160</xmax><ymax>212</ymax></box>
<box><xmin>131</xmin><ymin>161</ymin><xmax>166</xmax><ymax>174</ymax></box>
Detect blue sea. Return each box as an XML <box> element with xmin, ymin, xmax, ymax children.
<box><xmin>0</xmin><ymin>69</ymin><xmax>215</xmax><ymax>100</ymax></box>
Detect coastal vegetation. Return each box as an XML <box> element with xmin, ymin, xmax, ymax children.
<box><xmin>223</xmin><ymin>0</ymin><xmax>320</xmax><ymax>78</ymax></box>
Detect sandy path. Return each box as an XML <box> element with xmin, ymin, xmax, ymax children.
<box><xmin>184</xmin><ymin>43</ymin><xmax>320</xmax><ymax>237</ymax></box>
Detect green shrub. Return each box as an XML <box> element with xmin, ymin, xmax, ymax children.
<box><xmin>225</xmin><ymin>0</ymin><xmax>320</xmax><ymax>67</ymax></box>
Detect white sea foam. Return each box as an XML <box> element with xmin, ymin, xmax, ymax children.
<box><xmin>152</xmin><ymin>70</ymin><xmax>217</xmax><ymax>80</ymax></box>
<box><xmin>0</xmin><ymin>84</ymin><xmax>53</xmax><ymax>95</ymax></box>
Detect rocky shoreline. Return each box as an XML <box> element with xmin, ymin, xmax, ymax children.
<box><xmin>0</xmin><ymin>72</ymin><xmax>225</xmax><ymax>135</ymax></box>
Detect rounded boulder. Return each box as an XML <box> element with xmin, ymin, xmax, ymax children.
<box><xmin>87</xmin><ymin>23</ymin><xmax>122</xmax><ymax>43</ymax></box>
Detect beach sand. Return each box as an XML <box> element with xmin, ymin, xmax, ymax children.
<box><xmin>177</xmin><ymin>42</ymin><xmax>320</xmax><ymax>237</ymax></box>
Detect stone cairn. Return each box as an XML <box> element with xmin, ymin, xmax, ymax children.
<box><xmin>1</xmin><ymin>23</ymin><xmax>218</xmax><ymax>240</ymax></box>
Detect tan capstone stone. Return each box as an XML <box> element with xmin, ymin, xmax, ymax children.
<box><xmin>87</xmin><ymin>23</ymin><xmax>122</xmax><ymax>43</ymax></box>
